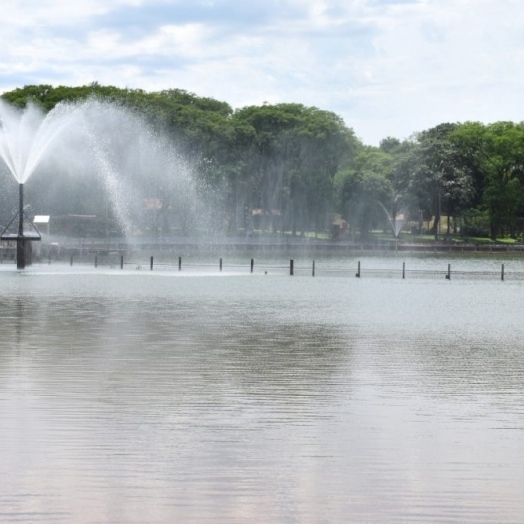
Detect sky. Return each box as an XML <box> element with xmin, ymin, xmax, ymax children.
<box><xmin>1</xmin><ymin>0</ymin><xmax>523</xmax><ymax>145</ymax></box>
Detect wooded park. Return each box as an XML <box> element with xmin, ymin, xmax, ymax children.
<box><xmin>2</xmin><ymin>83</ymin><xmax>524</xmax><ymax>243</ymax></box>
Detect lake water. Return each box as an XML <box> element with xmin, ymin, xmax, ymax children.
<box><xmin>1</xmin><ymin>256</ymin><xmax>524</xmax><ymax>523</ymax></box>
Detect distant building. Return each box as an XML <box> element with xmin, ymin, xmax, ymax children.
<box><xmin>331</xmin><ymin>215</ymin><xmax>348</xmax><ymax>239</ymax></box>
<box><xmin>252</xmin><ymin>208</ymin><xmax>282</xmax><ymax>231</ymax></box>
<box><xmin>144</xmin><ymin>199</ymin><xmax>163</xmax><ymax>210</ymax></box>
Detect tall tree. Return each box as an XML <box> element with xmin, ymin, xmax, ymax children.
<box><xmin>231</xmin><ymin>103</ymin><xmax>356</xmax><ymax>236</ymax></box>
<box><xmin>336</xmin><ymin>145</ymin><xmax>395</xmax><ymax>240</ymax></box>
<box><xmin>408</xmin><ymin>125</ymin><xmax>473</xmax><ymax>238</ymax></box>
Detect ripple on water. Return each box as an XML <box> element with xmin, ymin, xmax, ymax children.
<box><xmin>0</xmin><ymin>272</ymin><xmax>523</xmax><ymax>522</ymax></box>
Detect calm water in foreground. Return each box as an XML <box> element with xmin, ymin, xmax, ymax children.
<box><xmin>1</xmin><ymin>256</ymin><xmax>523</xmax><ymax>523</ymax></box>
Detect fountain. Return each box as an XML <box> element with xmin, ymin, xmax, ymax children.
<box><xmin>0</xmin><ymin>101</ymin><xmax>77</xmax><ymax>268</ymax></box>
<box><xmin>377</xmin><ymin>200</ymin><xmax>406</xmax><ymax>252</ymax></box>
<box><xmin>0</xmin><ymin>98</ymin><xmax>203</xmax><ymax>268</ymax></box>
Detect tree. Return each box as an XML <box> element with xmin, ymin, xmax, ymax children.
<box><xmin>408</xmin><ymin>125</ymin><xmax>473</xmax><ymax>238</ymax></box>
<box><xmin>230</xmin><ymin>103</ymin><xmax>357</xmax><ymax>236</ymax></box>
<box><xmin>336</xmin><ymin>145</ymin><xmax>395</xmax><ymax>240</ymax></box>
<box><xmin>479</xmin><ymin>122</ymin><xmax>524</xmax><ymax>238</ymax></box>
<box><xmin>450</xmin><ymin>121</ymin><xmax>524</xmax><ymax>239</ymax></box>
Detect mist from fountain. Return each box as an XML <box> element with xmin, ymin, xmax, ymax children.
<box><xmin>0</xmin><ymin>100</ymin><xmax>80</xmax><ymax>184</ymax></box>
<box><xmin>377</xmin><ymin>200</ymin><xmax>405</xmax><ymax>238</ymax></box>
<box><xmin>0</xmin><ymin>98</ymin><xmax>202</xmax><ymax>242</ymax></box>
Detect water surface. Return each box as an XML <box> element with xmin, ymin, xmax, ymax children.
<box><xmin>1</xmin><ymin>262</ymin><xmax>523</xmax><ymax>522</ymax></box>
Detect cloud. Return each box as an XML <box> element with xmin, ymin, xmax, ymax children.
<box><xmin>1</xmin><ymin>0</ymin><xmax>524</xmax><ymax>144</ymax></box>
<box><xmin>93</xmin><ymin>1</ymin><xmax>283</xmax><ymax>37</ymax></box>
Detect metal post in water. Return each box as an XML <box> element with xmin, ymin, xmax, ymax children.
<box><xmin>250</xmin><ymin>259</ymin><xmax>254</xmax><ymax>274</ymax></box>
<box><xmin>446</xmin><ymin>263</ymin><xmax>451</xmax><ymax>280</ymax></box>
<box><xmin>402</xmin><ymin>262</ymin><xmax>405</xmax><ymax>279</ymax></box>
<box><xmin>178</xmin><ymin>256</ymin><xmax>182</xmax><ymax>271</ymax></box>
<box><xmin>290</xmin><ymin>259</ymin><xmax>294</xmax><ymax>276</ymax></box>
<box><xmin>356</xmin><ymin>261</ymin><xmax>361</xmax><ymax>278</ymax></box>
<box><xmin>501</xmin><ymin>263</ymin><xmax>505</xmax><ymax>281</ymax></box>
<box><xmin>95</xmin><ymin>255</ymin><xmax>98</xmax><ymax>268</ymax></box>
<box><xmin>312</xmin><ymin>260</ymin><xmax>315</xmax><ymax>277</ymax></box>
<box><xmin>219</xmin><ymin>258</ymin><xmax>223</xmax><ymax>272</ymax></box>
<box><xmin>120</xmin><ymin>255</ymin><xmax>124</xmax><ymax>269</ymax></box>
<box><xmin>18</xmin><ymin>183</ymin><xmax>23</xmax><ymax>238</ymax></box>
<box><xmin>70</xmin><ymin>254</ymin><xmax>73</xmax><ymax>266</ymax></box>
<box><xmin>16</xmin><ymin>183</ymin><xmax>25</xmax><ymax>269</ymax></box>
<box><xmin>150</xmin><ymin>256</ymin><xmax>154</xmax><ymax>271</ymax></box>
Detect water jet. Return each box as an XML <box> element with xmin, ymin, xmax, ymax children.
<box><xmin>0</xmin><ymin>98</ymin><xmax>201</xmax><ymax>266</ymax></box>
<box><xmin>377</xmin><ymin>200</ymin><xmax>406</xmax><ymax>253</ymax></box>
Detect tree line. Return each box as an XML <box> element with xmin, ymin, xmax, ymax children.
<box><xmin>2</xmin><ymin>83</ymin><xmax>524</xmax><ymax>240</ymax></box>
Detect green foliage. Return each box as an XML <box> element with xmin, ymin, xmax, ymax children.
<box><xmin>396</xmin><ymin>125</ymin><xmax>474</xmax><ymax>238</ymax></box>
<box><xmin>3</xmin><ymin>83</ymin><xmax>524</xmax><ymax>241</ymax></box>
<box><xmin>336</xmin><ymin>145</ymin><xmax>395</xmax><ymax>239</ymax></box>
<box><xmin>449</xmin><ymin>121</ymin><xmax>524</xmax><ymax>238</ymax></box>
<box><xmin>227</xmin><ymin>103</ymin><xmax>358</xmax><ymax>235</ymax></box>
<box><xmin>462</xmin><ymin>208</ymin><xmax>490</xmax><ymax>237</ymax></box>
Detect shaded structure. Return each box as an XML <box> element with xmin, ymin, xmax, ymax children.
<box><xmin>1</xmin><ymin>184</ymin><xmax>41</xmax><ymax>269</ymax></box>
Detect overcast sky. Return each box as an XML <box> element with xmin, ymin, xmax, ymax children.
<box><xmin>1</xmin><ymin>0</ymin><xmax>523</xmax><ymax>145</ymax></box>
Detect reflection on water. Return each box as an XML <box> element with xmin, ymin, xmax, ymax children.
<box><xmin>1</xmin><ymin>268</ymin><xmax>524</xmax><ymax>523</ymax></box>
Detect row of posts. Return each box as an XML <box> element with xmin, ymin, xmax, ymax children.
<box><xmin>61</xmin><ymin>256</ymin><xmax>504</xmax><ymax>280</ymax></box>
<box><xmin>84</xmin><ymin>256</ymin><xmax>306</xmax><ymax>275</ymax></box>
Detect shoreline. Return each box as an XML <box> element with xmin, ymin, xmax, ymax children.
<box><xmin>3</xmin><ymin>238</ymin><xmax>524</xmax><ymax>260</ymax></box>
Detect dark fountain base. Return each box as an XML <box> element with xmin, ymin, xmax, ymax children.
<box><xmin>1</xmin><ymin>184</ymin><xmax>40</xmax><ymax>270</ymax></box>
